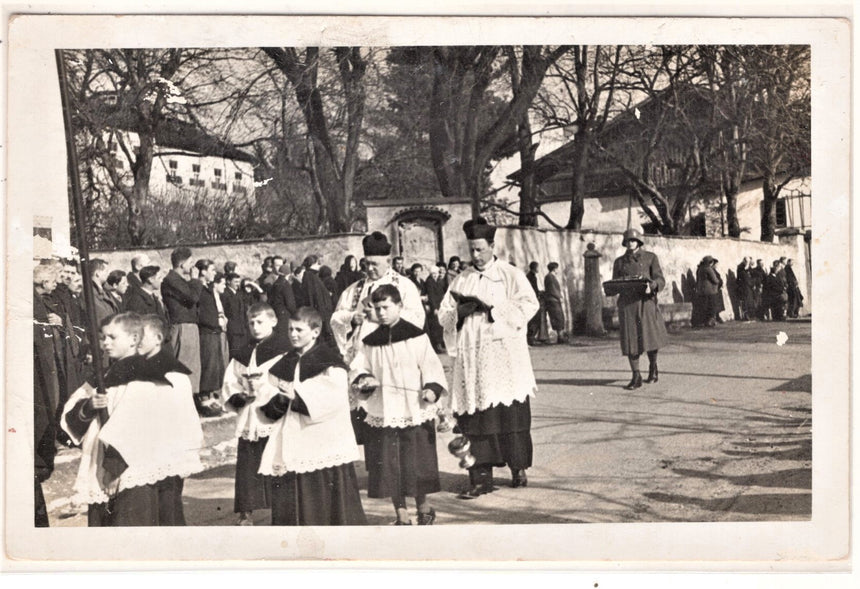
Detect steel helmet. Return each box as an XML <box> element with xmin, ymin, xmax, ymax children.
<box><xmin>622</xmin><ymin>228</ymin><xmax>644</xmax><ymax>247</ymax></box>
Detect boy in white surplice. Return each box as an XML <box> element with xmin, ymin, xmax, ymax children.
<box><xmin>61</xmin><ymin>312</ymin><xmax>203</xmax><ymax>526</ymax></box>
<box><xmin>221</xmin><ymin>302</ymin><xmax>291</xmax><ymax>525</ymax></box>
<box><xmin>350</xmin><ymin>284</ymin><xmax>448</xmax><ymax>525</ymax></box>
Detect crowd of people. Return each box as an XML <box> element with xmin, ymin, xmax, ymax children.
<box><xmin>32</xmin><ymin>221</ymin><xmax>541</xmax><ymax>528</ymax></box>
<box><xmin>693</xmin><ymin>255</ymin><xmax>804</xmax><ymax>327</ymax></box>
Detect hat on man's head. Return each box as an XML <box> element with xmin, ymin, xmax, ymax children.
<box><xmin>362</xmin><ymin>232</ymin><xmax>392</xmax><ymax>256</ymax></box>
<box><xmin>463</xmin><ymin>217</ymin><xmax>496</xmax><ymax>242</ymax></box>
<box><xmin>622</xmin><ymin>228</ymin><xmax>644</xmax><ymax>247</ymax></box>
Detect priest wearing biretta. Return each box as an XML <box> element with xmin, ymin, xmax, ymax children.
<box><xmin>438</xmin><ymin>217</ymin><xmax>539</xmax><ymax>498</ymax></box>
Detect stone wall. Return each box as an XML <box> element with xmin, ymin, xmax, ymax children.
<box><xmin>494</xmin><ymin>227</ymin><xmax>810</xmax><ymax>333</ymax></box>
<box><xmin>92</xmin><ymin>233</ymin><xmax>365</xmax><ymax>279</ymax></box>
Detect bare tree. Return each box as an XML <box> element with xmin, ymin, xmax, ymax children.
<box><xmin>261</xmin><ymin>47</ymin><xmax>368</xmax><ymax>234</ymax></box>
<box><xmin>744</xmin><ymin>46</ymin><xmax>810</xmax><ymax>242</ymax></box>
<box><xmin>62</xmin><ymin>49</ymin><xmax>238</xmax><ymax>246</ymax></box>
<box><xmin>533</xmin><ymin>46</ymin><xmax>625</xmax><ymax>230</ymax></box>
<box><xmin>427</xmin><ymin>45</ymin><xmax>569</xmax><ymax>219</ymax></box>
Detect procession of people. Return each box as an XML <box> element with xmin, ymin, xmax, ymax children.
<box><xmin>32</xmin><ymin>219</ymin><xmax>805</xmax><ymax>528</ymax></box>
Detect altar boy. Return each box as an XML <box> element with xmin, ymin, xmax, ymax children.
<box><xmin>221</xmin><ymin>303</ymin><xmax>291</xmax><ymax>525</ymax></box>
<box><xmin>61</xmin><ymin>312</ymin><xmax>204</xmax><ymax>526</ymax></box>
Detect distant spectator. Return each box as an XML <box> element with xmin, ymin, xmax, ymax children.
<box><xmin>735</xmin><ymin>256</ymin><xmax>754</xmax><ymax>321</ymax></box>
<box><xmin>763</xmin><ymin>259</ymin><xmax>788</xmax><ymax>321</ymax></box>
<box><xmin>128</xmin><ymin>253</ymin><xmax>151</xmax><ymax>290</ymax></box>
<box><xmin>105</xmin><ymin>269</ymin><xmax>128</xmax><ymax>309</ymax></box>
<box><xmin>161</xmin><ymin>247</ymin><xmax>204</xmax><ymax>405</ymax></box>
<box><xmin>224</xmin><ymin>261</ymin><xmax>238</xmax><ymax>275</ymax></box>
<box><xmin>447</xmin><ymin>256</ymin><xmax>461</xmax><ymax>282</ymax></box>
<box><xmin>319</xmin><ymin>265</ymin><xmax>338</xmax><ymax>301</ymax></box>
<box><xmin>222</xmin><ymin>272</ymin><xmax>250</xmax><ymax>356</ymax></box>
<box><xmin>786</xmin><ymin>259</ymin><xmax>804</xmax><ymax>318</ymax></box>
<box><xmin>544</xmin><ymin>262</ymin><xmax>567</xmax><ymax>344</ymax></box>
<box><xmin>392</xmin><ymin>256</ymin><xmax>406</xmax><ymax>276</ymax></box>
<box><xmin>335</xmin><ymin>255</ymin><xmax>362</xmax><ymax>295</ymax></box>
<box><xmin>525</xmin><ymin>261</ymin><xmax>544</xmax><ymax>346</ymax></box>
<box><xmin>269</xmin><ymin>264</ymin><xmax>297</xmax><ymax>334</ymax></box>
<box><xmin>749</xmin><ymin>259</ymin><xmax>767</xmax><ymax>320</ymax></box>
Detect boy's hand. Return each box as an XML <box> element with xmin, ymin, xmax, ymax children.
<box><xmin>351</xmin><ymin>311</ymin><xmax>365</xmax><ymax>327</ymax></box>
<box><xmin>353</xmin><ymin>375</ymin><xmax>379</xmax><ymax>399</ymax></box>
<box><xmin>422</xmin><ymin>388</ymin><xmax>440</xmax><ymax>404</ymax></box>
<box><xmin>46</xmin><ymin>313</ymin><xmax>63</xmax><ymax>326</ymax></box>
<box><xmin>90</xmin><ymin>394</ymin><xmax>109</xmax><ymax>409</ymax></box>
<box><xmin>277</xmin><ymin>379</ymin><xmax>296</xmax><ymax>400</ymax></box>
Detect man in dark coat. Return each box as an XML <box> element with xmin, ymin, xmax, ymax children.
<box><xmin>763</xmin><ymin>260</ymin><xmax>788</xmax><ymax>321</ymax></box>
<box><xmin>749</xmin><ymin>259</ymin><xmax>768</xmax><ymax>320</ymax></box>
<box><xmin>197</xmin><ymin>262</ymin><xmax>226</xmax><ymax>416</ymax></box>
<box><xmin>87</xmin><ymin>258</ymin><xmax>119</xmax><ymax>328</ymax></box>
<box><xmin>735</xmin><ymin>256</ymin><xmax>754</xmax><ymax>321</ymax></box>
<box><xmin>525</xmin><ymin>262</ymin><xmax>544</xmax><ymax>346</ymax></box>
<box><xmin>612</xmin><ymin>228</ymin><xmax>668</xmax><ymax>389</ymax></box>
<box><xmin>301</xmin><ymin>255</ymin><xmax>335</xmax><ymax>345</ymax></box>
<box><xmin>126</xmin><ymin>253</ymin><xmax>151</xmax><ymax>291</ymax></box>
<box><xmin>162</xmin><ymin>247</ymin><xmax>204</xmax><ymax>402</ymax></box>
<box><xmin>785</xmin><ymin>259</ymin><xmax>804</xmax><ymax>318</ymax></box>
<box><xmin>544</xmin><ymin>262</ymin><xmax>567</xmax><ymax>344</ymax></box>
<box><xmin>124</xmin><ymin>265</ymin><xmax>167</xmax><ymax>321</ymax></box>
<box><xmin>423</xmin><ymin>265</ymin><xmax>447</xmax><ymax>352</ymax></box>
<box><xmin>269</xmin><ymin>265</ymin><xmax>298</xmax><ymax>334</ymax></box>
<box><xmin>223</xmin><ymin>272</ymin><xmax>250</xmax><ymax>356</ymax></box>
<box><xmin>33</xmin><ymin>264</ymin><xmax>62</xmax><ymax>526</ymax></box>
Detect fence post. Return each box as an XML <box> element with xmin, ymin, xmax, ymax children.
<box><xmin>583</xmin><ymin>242</ymin><xmax>606</xmax><ymax>336</ymax></box>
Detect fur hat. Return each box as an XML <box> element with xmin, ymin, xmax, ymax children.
<box><xmin>463</xmin><ymin>217</ymin><xmax>496</xmax><ymax>241</ymax></box>
<box><xmin>362</xmin><ymin>232</ymin><xmax>392</xmax><ymax>256</ymax></box>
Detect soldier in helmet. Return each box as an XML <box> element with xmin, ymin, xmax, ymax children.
<box><xmin>612</xmin><ymin>229</ymin><xmax>669</xmax><ymax>390</ymax></box>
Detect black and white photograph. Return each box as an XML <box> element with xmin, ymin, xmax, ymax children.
<box><xmin>3</xmin><ymin>10</ymin><xmax>851</xmax><ymax>570</ymax></box>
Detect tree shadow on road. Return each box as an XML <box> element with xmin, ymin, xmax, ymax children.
<box><xmin>536</xmin><ymin>377</ymin><xmax>618</xmax><ymax>387</ymax></box>
<box><xmin>768</xmin><ymin>374</ymin><xmax>811</xmax><ymax>393</ymax></box>
<box><xmin>670</xmin><ymin>467</ymin><xmax>811</xmax><ymax>490</ymax></box>
<box><xmin>642</xmin><ymin>491</ymin><xmax>811</xmax><ymax>517</ymax></box>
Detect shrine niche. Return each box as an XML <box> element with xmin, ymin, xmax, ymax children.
<box><xmin>391</xmin><ymin>208</ymin><xmax>451</xmax><ymax>271</ymax></box>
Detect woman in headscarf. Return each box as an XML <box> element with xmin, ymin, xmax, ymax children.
<box><xmin>335</xmin><ymin>255</ymin><xmax>363</xmax><ymax>295</ymax></box>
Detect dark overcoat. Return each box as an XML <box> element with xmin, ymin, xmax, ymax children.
<box><xmin>612</xmin><ymin>249</ymin><xmax>669</xmax><ymax>356</ymax></box>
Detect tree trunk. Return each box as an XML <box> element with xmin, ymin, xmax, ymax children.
<box><xmin>725</xmin><ymin>183</ymin><xmax>741</xmax><ymax>237</ymax></box>
<box><xmin>760</xmin><ymin>171</ymin><xmax>778</xmax><ymax>242</ymax></box>
<box><xmin>127</xmin><ymin>133</ymin><xmax>154</xmax><ymax>245</ymax></box>
<box><xmin>517</xmin><ymin>113</ymin><xmax>538</xmax><ymax>227</ymax></box>
<box><xmin>566</xmin><ymin>131</ymin><xmax>590</xmax><ymax>230</ymax></box>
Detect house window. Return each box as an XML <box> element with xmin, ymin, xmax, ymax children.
<box><xmin>775</xmin><ymin>198</ymin><xmax>788</xmax><ymax>228</ymax></box>
<box><xmin>168</xmin><ymin>160</ymin><xmax>178</xmax><ymax>171</ymax></box>
<box><xmin>214</xmin><ymin>168</ymin><xmax>222</xmax><ymax>178</ymax></box>
<box><xmin>192</xmin><ymin>164</ymin><xmax>201</xmax><ymax>174</ymax></box>
<box><xmin>234</xmin><ymin>172</ymin><xmax>242</xmax><ymax>181</ymax></box>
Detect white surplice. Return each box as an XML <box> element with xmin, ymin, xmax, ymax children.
<box><xmin>438</xmin><ymin>257</ymin><xmax>539</xmax><ymax>415</ymax></box>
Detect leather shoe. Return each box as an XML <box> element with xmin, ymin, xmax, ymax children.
<box><xmin>457</xmin><ymin>482</ymin><xmax>494</xmax><ymax>500</ymax></box>
<box><xmin>624</xmin><ymin>372</ymin><xmax>643</xmax><ymax>390</ymax></box>
<box><xmin>646</xmin><ymin>365</ymin><xmax>659</xmax><ymax>384</ymax></box>
<box><xmin>511</xmin><ymin>470</ymin><xmax>528</xmax><ymax>488</ymax></box>
<box><xmin>417</xmin><ymin>509</ymin><xmax>436</xmax><ymax>525</ymax></box>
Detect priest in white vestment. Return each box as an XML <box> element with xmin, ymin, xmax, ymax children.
<box><xmin>438</xmin><ymin>217</ymin><xmax>539</xmax><ymax>498</ymax></box>
<box><xmin>330</xmin><ymin>232</ymin><xmax>425</xmax><ymax>364</ymax></box>
<box><xmin>330</xmin><ymin>231</ymin><xmax>425</xmax><ymax>444</ymax></box>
